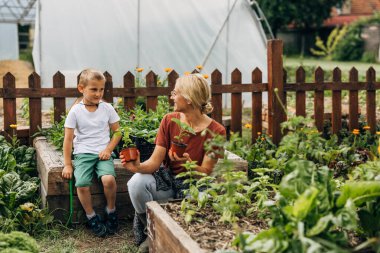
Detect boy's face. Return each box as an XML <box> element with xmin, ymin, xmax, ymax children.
<box><xmin>78</xmin><ymin>79</ymin><xmax>105</xmax><ymax>105</ymax></box>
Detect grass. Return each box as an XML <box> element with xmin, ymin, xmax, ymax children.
<box><xmin>37</xmin><ymin>220</ymin><xmax>138</xmax><ymax>253</ymax></box>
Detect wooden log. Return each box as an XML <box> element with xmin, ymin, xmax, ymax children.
<box><xmin>147</xmin><ymin>201</ymin><xmax>206</xmax><ymax>253</ymax></box>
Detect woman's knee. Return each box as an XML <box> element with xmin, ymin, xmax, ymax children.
<box><xmin>127</xmin><ymin>173</ymin><xmax>154</xmax><ymax>194</ymax></box>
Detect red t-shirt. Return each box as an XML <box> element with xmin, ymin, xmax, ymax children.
<box><xmin>155</xmin><ymin>112</ymin><xmax>226</xmax><ymax>175</ymax></box>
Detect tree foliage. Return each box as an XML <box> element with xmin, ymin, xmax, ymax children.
<box><xmin>255</xmin><ymin>0</ymin><xmax>344</xmax><ymax>36</ymax></box>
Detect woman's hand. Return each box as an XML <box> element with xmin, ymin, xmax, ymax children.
<box><xmin>168</xmin><ymin>150</ymin><xmax>192</xmax><ymax>163</ymax></box>
<box><xmin>120</xmin><ymin>152</ymin><xmax>141</xmax><ymax>173</ymax></box>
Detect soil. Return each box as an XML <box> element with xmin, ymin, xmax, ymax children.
<box><xmin>163</xmin><ymin>202</ymin><xmax>268</xmax><ymax>252</ymax></box>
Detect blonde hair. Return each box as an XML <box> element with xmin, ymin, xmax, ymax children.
<box><xmin>176</xmin><ymin>74</ymin><xmax>213</xmax><ymax>114</ymax></box>
<box><xmin>78</xmin><ymin>69</ymin><xmax>105</xmax><ymax>87</ymax></box>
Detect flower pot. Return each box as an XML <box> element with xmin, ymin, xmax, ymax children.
<box><xmin>170</xmin><ymin>141</ymin><xmax>187</xmax><ymax>157</ymax></box>
<box><xmin>120</xmin><ymin>147</ymin><xmax>138</xmax><ymax>162</ymax></box>
<box><xmin>132</xmin><ymin>136</ymin><xmax>155</xmax><ymax>162</ymax></box>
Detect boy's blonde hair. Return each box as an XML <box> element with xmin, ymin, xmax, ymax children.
<box><xmin>78</xmin><ymin>69</ymin><xmax>105</xmax><ymax>86</ymax></box>
<box><xmin>176</xmin><ymin>74</ymin><xmax>213</xmax><ymax>114</ymax></box>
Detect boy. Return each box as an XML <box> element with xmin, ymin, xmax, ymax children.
<box><xmin>62</xmin><ymin>69</ymin><xmax>121</xmax><ymax>237</ymax></box>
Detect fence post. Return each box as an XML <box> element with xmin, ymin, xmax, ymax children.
<box><xmin>168</xmin><ymin>70</ymin><xmax>178</xmax><ymax>107</ymax></box>
<box><xmin>267</xmin><ymin>39</ymin><xmax>285</xmax><ymax>145</ymax></box>
<box><xmin>366</xmin><ymin>67</ymin><xmax>376</xmax><ymax>134</ymax></box>
<box><xmin>29</xmin><ymin>72</ymin><xmax>42</xmax><ymax>144</ymax></box>
<box><xmin>124</xmin><ymin>71</ymin><xmax>136</xmax><ymax>110</ymax></box>
<box><xmin>3</xmin><ymin>73</ymin><xmax>16</xmax><ymax>142</ymax></box>
<box><xmin>231</xmin><ymin>69</ymin><xmax>242</xmax><ymax>136</ymax></box>
<box><xmin>146</xmin><ymin>71</ymin><xmax>158</xmax><ymax>111</ymax></box>
<box><xmin>103</xmin><ymin>72</ymin><xmax>113</xmax><ymax>103</ymax></box>
<box><xmin>211</xmin><ymin>69</ymin><xmax>222</xmax><ymax>124</ymax></box>
<box><xmin>53</xmin><ymin>71</ymin><xmax>66</xmax><ymax>123</ymax></box>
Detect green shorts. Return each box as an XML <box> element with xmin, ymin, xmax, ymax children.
<box><xmin>73</xmin><ymin>153</ymin><xmax>116</xmax><ymax>187</ymax></box>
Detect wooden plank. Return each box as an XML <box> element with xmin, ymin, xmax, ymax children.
<box><xmin>168</xmin><ymin>70</ymin><xmax>178</xmax><ymax>107</ymax></box>
<box><xmin>3</xmin><ymin>73</ymin><xmax>16</xmax><ymax>142</ymax></box>
<box><xmin>366</xmin><ymin>67</ymin><xmax>376</xmax><ymax>134</ymax></box>
<box><xmin>103</xmin><ymin>72</ymin><xmax>113</xmax><ymax>103</ymax></box>
<box><xmin>267</xmin><ymin>40</ymin><xmax>285</xmax><ymax>144</ymax></box>
<box><xmin>29</xmin><ymin>72</ymin><xmax>42</xmax><ymax>144</ymax></box>
<box><xmin>251</xmin><ymin>68</ymin><xmax>262</xmax><ymax>143</ymax></box>
<box><xmin>349</xmin><ymin>67</ymin><xmax>359</xmax><ymax>131</ymax></box>
<box><xmin>124</xmin><ymin>71</ymin><xmax>136</xmax><ymax>110</ymax></box>
<box><xmin>283</xmin><ymin>68</ymin><xmax>288</xmax><ymax>122</ymax></box>
<box><xmin>211</xmin><ymin>69</ymin><xmax>223</xmax><ymax>124</ymax></box>
<box><xmin>332</xmin><ymin>68</ymin><xmax>342</xmax><ymax>134</ymax></box>
<box><xmin>295</xmin><ymin>67</ymin><xmax>306</xmax><ymax>117</ymax></box>
<box><xmin>147</xmin><ymin>201</ymin><xmax>206</xmax><ymax>253</ymax></box>
<box><xmin>53</xmin><ymin>71</ymin><xmax>66</xmax><ymax>123</ymax></box>
<box><xmin>314</xmin><ymin>67</ymin><xmax>324</xmax><ymax>132</ymax></box>
<box><xmin>231</xmin><ymin>69</ymin><xmax>242</xmax><ymax>135</ymax></box>
<box><xmin>283</xmin><ymin>82</ymin><xmax>380</xmax><ymax>91</ymax></box>
<box><xmin>146</xmin><ymin>71</ymin><xmax>158</xmax><ymax>111</ymax></box>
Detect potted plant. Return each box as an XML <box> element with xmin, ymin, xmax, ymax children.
<box><xmin>119</xmin><ymin>127</ymin><xmax>139</xmax><ymax>162</ymax></box>
<box><xmin>170</xmin><ymin>118</ymin><xmax>196</xmax><ymax>157</ymax></box>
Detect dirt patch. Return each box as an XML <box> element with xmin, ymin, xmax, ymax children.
<box><xmin>163</xmin><ymin>202</ymin><xmax>268</xmax><ymax>252</ymax></box>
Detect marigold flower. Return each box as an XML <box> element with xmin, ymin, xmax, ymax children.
<box><xmin>136</xmin><ymin>68</ymin><xmax>144</xmax><ymax>72</ymax></box>
<box><xmin>352</xmin><ymin>129</ymin><xmax>360</xmax><ymax>135</ymax></box>
<box><xmin>184</xmin><ymin>71</ymin><xmax>190</xmax><ymax>75</ymax></box>
<box><xmin>363</xmin><ymin>126</ymin><xmax>371</xmax><ymax>130</ymax></box>
<box><xmin>203</xmin><ymin>74</ymin><xmax>209</xmax><ymax>79</ymax></box>
<box><xmin>244</xmin><ymin>123</ymin><xmax>252</xmax><ymax>129</ymax></box>
<box><xmin>20</xmin><ymin>202</ymin><xmax>35</xmax><ymax>212</ymax></box>
<box><xmin>377</xmin><ymin>131</ymin><xmax>380</xmax><ymax>135</ymax></box>
<box><xmin>196</xmin><ymin>65</ymin><xmax>203</xmax><ymax>70</ymax></box>
<box><xmin>164</xmin><ymin>68</ymin><xmax>172</xmax><ymax>73</ymax></box>
<box><xmin>9</xmin><ymin>124</ymin><xmax>17</xmax><ymax>129</ymax></box>
<box><xmin>261</xmin><ymin>138</ymin><xmax>265</xmax><ymax>141</ymax></box>
<box><xmin>257</xmin><ymin>132</ymin><xmax>261</xmax><ymax>135</ymax></box>
<box><xmin>378</xmin><ymin>145</ymin><xmax>380</xmax><ymax>155</ymax></box>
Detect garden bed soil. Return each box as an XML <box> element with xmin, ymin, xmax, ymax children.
<box><xmin>147</xmin><ymin>201</ymin><xmax>267</xmax><ymax>253</ymax></box>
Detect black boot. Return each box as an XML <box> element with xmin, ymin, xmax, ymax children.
<box><xmin>134</xmin><ymin>212</ymin><xmax>149</xmax><ymax>253</ymax></box>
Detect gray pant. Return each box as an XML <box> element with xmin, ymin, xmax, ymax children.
<box><xmin>127</xmin><ymin>173</ymin><xmax>175</xmax><ymax>214</ymax></box>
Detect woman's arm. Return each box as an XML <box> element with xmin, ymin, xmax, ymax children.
<box><xmin>122</xmin><ymin>145</ymin><xmax>167</xmax><ymax>174</ymax></box>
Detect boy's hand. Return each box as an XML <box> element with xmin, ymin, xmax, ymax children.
<box><xmin>99</xmin><ymin>149</ymin><xmax>112</xmax><ymax>160</ymax></box>
<box><xmin>62</xmin><ymin>165</ymin><xmax>73</xmax><ymax>179</ymax></box>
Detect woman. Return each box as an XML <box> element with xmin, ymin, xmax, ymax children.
<box><xmin>121</xmin><ymin>74</ymin><xmax>226</xmax><ymax>252</ymax></box>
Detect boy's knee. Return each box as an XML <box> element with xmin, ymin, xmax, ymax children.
<box><xmin>101</xmin><ymin>175</ymin><xmax>116</xmax><ymax>188</ymax></box>
<box><xmin>76</xmin><ymin>186</ymin><xmax>90</xmax><ymax>192</ymax></box>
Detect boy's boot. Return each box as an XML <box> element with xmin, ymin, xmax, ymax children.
<box><xmin>135</xmin><ymin>212</ymin><xmax>149</xmax><ymax>253</ymax></box>
<box><xmin>105</xmin><ymin>209</ymin><xmax>119</xmax><ymax>235</ymax></box>
<box><xmin>87</xmin><ymin>214</ymin><xmax>107</xmax><ymax>237</ymax></box>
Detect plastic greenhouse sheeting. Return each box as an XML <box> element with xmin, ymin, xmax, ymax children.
<box><xmin>0</xmin><ymin>23</ymin><xmax>19</xmax><ymax>60</ymax></box>
<box><xmin>33</xmin><ymin>0</ymin><xmax>268</xmax><ymax>107</ymax></box>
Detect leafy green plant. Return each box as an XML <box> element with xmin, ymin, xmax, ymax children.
<box><xmin>171</xmin><ymin>118</ymin><xmax>196</xmax><ymax>144</ymax></box>
<box><xmin>0</xmin><ymin>231</ymin><xmax>39</xmax><ymax>253</ymax></box>
<box><xmin>310</xmin><ymin>25</ymin><xmax>348</xmax><ymax>59</ymax></box>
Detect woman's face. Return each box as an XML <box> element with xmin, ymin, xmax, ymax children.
<box><xmin>170</xmin><ymin>85</ymin><xmax>190</xmax><ymax>112</ymax></box>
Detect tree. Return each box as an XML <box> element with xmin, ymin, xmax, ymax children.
<box><xmin>255</xmin><ymin>0</ymin><xmax>343</xmax><ymax>37</ymax></box>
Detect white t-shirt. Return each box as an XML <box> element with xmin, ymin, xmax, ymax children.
<box><xmin>64</xmin><ymin>101</ymin><xmax>120</xmax><ymax>154</ymax></box>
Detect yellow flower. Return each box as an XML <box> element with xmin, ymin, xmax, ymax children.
<box><xmin>184</xmin><ymin>71</ymin><xmax>190</xmax><ymax>75</ymax></box>
<box><xmin>352</xmin><ymin>129</ymin><xmax>360</xmax><ymax>135</ymax></box>
<box><xmin>196</xmin><ymin>65</ymin><xmax>203</xmax><ymax>70</ymax></box>
<box><xmin>376</xmin><ymin>131</ymin><xmax>380</xmax><ymax>135</ymax></box>
<box><xmin>136</xmin><ymin>68</ymin><xmax>144</xmax><ymax>73</ymax></box>
<box><xmin>117</xmin><ymin>98</ymin><xmax>122</xmax><ymax>103</ymax></box>
<box><xmin>244</xmin><ymin>123</ymin><xmax>252</xmax><ymax>129</ymax></box>
<box><xmin>203</xmin><ymin>74</ymin><xmax>209</xmax><ymax>79</ymax></box>
<box><xmin>261</xmin><ymin>138</ymin><xmax>265</xmax><ymax>141</ymax></box>
<box><xmin>257</xmin><ymin>132</ymin><xmax>261</xmax><ymax>135</ymax></box>
<box><xmin>164</xmin><ymin>68</ymin><xmax>172</xmax><ymax>73</ymax></box>
<box><xmin>363</xmin><ymin>126</ymin><xmax>371</xmax><ymax>130</ymax></box>
<box><xmin>20</xmin><ymin>203</ymin><xmax>35</xmax><ymax>212</ymax></box>
<box><xmin>158</xmin><ymin>80</ymin><xmax>162</xmax><ymax>85</ymax></box>
<box><xmin>378</xmin><ymin>145</ymin><xmax>380</xmax><ymax>155</ymax></box>
<box><xmin>9</xmin><ymin>124</ymin><xmax>17</xmax><ymax>129</ymax></box>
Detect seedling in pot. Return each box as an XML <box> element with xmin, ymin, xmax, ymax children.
<box><xmin>170</xmin><ymin>118</ymin><xmax>195</xmax><ymax>157</ymax></box>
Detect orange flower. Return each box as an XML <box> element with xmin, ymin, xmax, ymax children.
<box><xmin>136</xmin><ymin>68</ymin><xmax>144</xmax><ymax>72</ymax></box>
<box><xmin>378</xmin><ymin>145</ymin><xmax>380</xmax><ymax>155</ymax></box>
<box><xmin>9</xmin><ymin>124</ymin><xmax>17</xmax><ymax>129</ymax></box>
<box><xmin>363</xmin><ymin>126</ymin><xmax>371</xmax><ymax>130</ymax></box>
<box><xmin>203</xmin><ymin>74</ymin><xmax>209</xmax><ymax>79</ymax></box>
<box><xmin>184</xmin><ymin>71</ymin><xmax>190</xmax><ymax>75</ymax></box>
<box><xmin>244</xmin><ymin>123</ymin><xmax>252</xmax><ymax>129</ymax></box>
<box><xmin>196</xmin><ymin>65</ymin><xmax>203</xmax><ymax>70</ymax></box>
<box><xmin>164</xmin><ymin>68</ymin><xmax>172</xmax><ymax>73</ymax></box>
<box><xmin>261</xmin><ymin>138</ymin><xmax>265</xmax><ymax>141</ymax></box>
<box><xmin>257</xmin><ymin>132</ymin><xmax>261</xmax><ymax>135</ymax></box>
<box><xmin>352</xmin><ymin>129</ymin><xmax>360</xmax><ymax>135</ymax></box>
<box><xmin>377</xmin><ymin>131</ymin><xmax>380</xmax><ymax>135</ymax></box>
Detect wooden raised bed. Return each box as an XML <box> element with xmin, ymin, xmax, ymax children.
<box><xmin>34</xmin><ymin>136</ymin><xmax>248</xmax><ymax>223</ymax></box>
<box><xmin>147</xmin><ymin>201</ymin><xmax>206</xmax><ymax>253</ymax></box>
<box><xmin>34</xmin><ymin>136</ymin><xmax>135</xmax><ymax>222</ymax></box>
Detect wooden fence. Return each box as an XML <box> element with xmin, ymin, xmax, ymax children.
<box><xmin>1</xmin><ymin>40</ymin><xmax>379</xmax><ymax>145</ymax></box>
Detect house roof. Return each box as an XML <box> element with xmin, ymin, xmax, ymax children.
<box><xmin>351</xmin><ymin>0</ymin><xmax>380</xmax><ymax>15</ymax></box>
<box><xmin>323</xmin><ymin>14</ymin><xmax>370</xmax><ymax>27</ymax></box>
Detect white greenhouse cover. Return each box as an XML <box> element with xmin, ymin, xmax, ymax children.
<box><xmin>33</xmin><ymin>0</ymin><xmax>268</xmax><ymax>107</ymax></box>
<box><xmin>0</xmin><ymin>23</ymin><xmax>18</xmax><ymax>60</ymax></box>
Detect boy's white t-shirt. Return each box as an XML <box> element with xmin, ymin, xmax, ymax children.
<box><xmin>64</xmin><ymin>101</ymin><xmax>120</xmax><ymax>154</ymax></box>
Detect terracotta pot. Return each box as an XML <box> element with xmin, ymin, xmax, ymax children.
<box><xmin>120</xmin><ymin>147</ymin><xmax>138</xmax><ymax>162</ymax></box>
<box><xmin>170</xmin><ymin>141</ymin><xmax>187</xmax><ymax>157</ymax></box>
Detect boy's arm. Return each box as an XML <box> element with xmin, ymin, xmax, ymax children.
<box><xmin>62</xmin><ymin>127</ymin><xmax>75</xmax><ymax>179</ymax></box>
<box><xmin>99</xmin><ymin>122</ymin><xmax>121</xmax><ymax>160</ymax></box>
